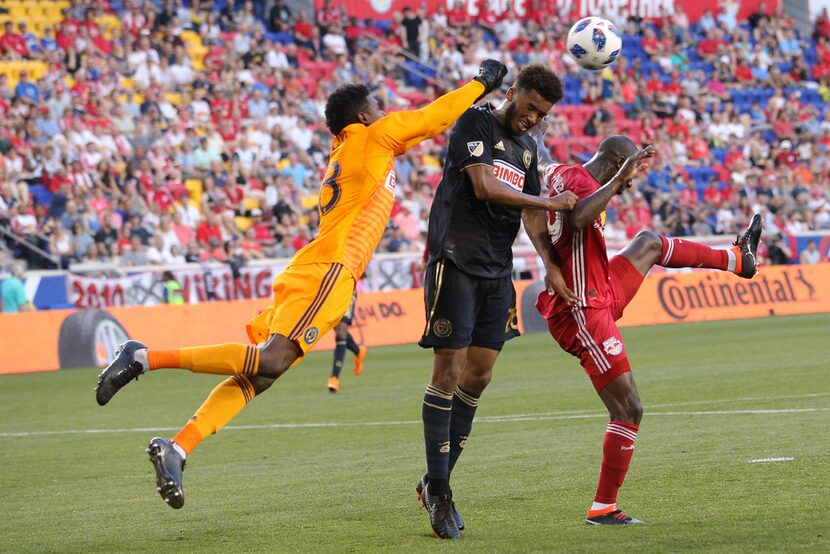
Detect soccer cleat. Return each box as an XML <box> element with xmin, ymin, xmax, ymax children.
<box><xmin>95</xmin><ymin>340</ymin><xmax>147</xmax><ymax>406</ymax></box>
<box><xmin>416</xmin><ymin>474</ymin><xmax>464</xmax><ymax>531</ymax></box>
<box><xmin>327</xmin><ymin>375</ymin><xmax>340</xmax><ymax>393</ymax></box>
<box><xmin>147</xmin><ymin>437</ymin><xmax>186</xmax><ymax>509</ymax></box>
<box><xmin>420</xmin><ymin>482</ymin><xmax>462</xmax><ymax>539</ymax></box>
<box><xmin>585</xmin><ymin>509</ymin><xmax>644</xmax><ymax>526</ymax></box>
<box><xmin>353</xmin><ymin>346</ymin><xmax>368</xmax><ymax>376</ymax></box>
<box><xmin>732</xmin><ymin>213</ymin><xmax>763</xmax><ymax>279</ymax></box>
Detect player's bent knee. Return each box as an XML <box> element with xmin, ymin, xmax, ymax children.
<box><xmin>626</xmin><ymin>400</ymin><xmax>644</xmax><ymax>424</ymax></box>
<box><xmin>460</xmin><ymin>367</ymin><xmax>492</xmax><ymax>395</ymax></box>
<box><xmin>248</xmin><ymin>374</ymin><xmax>277</xmax><ymax>395</ymax></box>
<box><xmin>430</xmin><ymin>349</ymin><xmax>466</xmax><ymax>392</ymax></box>
<box><xmin>633</xmin><ymin>230</ymin><xmax>662</xmax><ymax>254</ymax></box>
<box><xmin>257</xmin><ymin>336</ymin><xmax>302</xmax><ymax>379</ymax></box>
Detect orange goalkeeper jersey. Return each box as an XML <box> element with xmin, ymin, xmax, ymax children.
<box><xmin>290</xmin><ymin>80</ymin><xmax>485</xmax><ymax>279</ymax></box>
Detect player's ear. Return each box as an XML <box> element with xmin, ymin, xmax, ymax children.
<box><xmin>505</xmin><ymin>86</ymin><xmax>516</xmax><ymax>101</ymax></box>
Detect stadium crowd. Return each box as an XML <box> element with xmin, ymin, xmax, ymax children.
<box><xmin>0</xmin><ymin>0</ymin><xmax>828</xmax><ymax>272</ymax></box>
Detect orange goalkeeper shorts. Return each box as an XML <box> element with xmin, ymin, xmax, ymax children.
<box><xmin>246</xmin><ymin>262</ymin><xmax>355</xmax><ymax>354</ymax></box>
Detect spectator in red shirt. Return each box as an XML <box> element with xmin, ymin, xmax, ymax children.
<box><xmin>703</xmin><ymin>179</ymin><xmax>726</xmax><ymax>206</ymax></box>
<box><xmin>697</xmin><ymin>29</ymin><xmax>724</xmax><ymax>60</ymax></box>
<box><xmin>196</xmin><ymin>212</ymin><xmax>223</xmax><ymax>248</ymax></box>
<box><xmin>200</xmin><ymin>236</ymin><xmax>228</xmax><ymax>262</ymax></box>
<box><xmin>290</xmin><ymin>224</ymin><xmax>311</xmax><ymax>252</ymax></box>
<box><xmin>1</xmin><ymin>21</ymin><xmax>28</xmax><ymax>58</ymax></box>
<box><xmin>679</xmin><ymin>180</ymin><xmax>700</xmax><ymax>207</ymax></box>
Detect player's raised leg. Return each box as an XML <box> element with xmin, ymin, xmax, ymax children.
<box><xmin>586</xmin><ymin>371</ymin><xmax>645</xmax><ymax>525</ymax></box>
<box><xmin>144</xmin><ymin>333</ymin><xmax>303</xmax><ymax>508</ymax></box>
<box><xmin>99</xmin><ymin>263</ymin><xmax>353</xmax><ymax>509</ymax></box>
<box><xmin>618</xmin><ymin>214</ymin><xmax>763</xmax><ymax>278</ymax></box>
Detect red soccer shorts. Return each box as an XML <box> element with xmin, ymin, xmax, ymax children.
<box><xmin>546</xmin><ymin>256</ymin><xmax>644</xmax><ymax>392</ymax></box>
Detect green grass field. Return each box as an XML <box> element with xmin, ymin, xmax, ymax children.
<box><xmin>1</xmin><ymin>313</ymin><xmax>829</xmax><ymax>553</ymax></box>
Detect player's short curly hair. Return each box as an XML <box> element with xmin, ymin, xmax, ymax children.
<box><xmin>514</xmin><ymin>64</ymin><xmax>564</xmax><ymax>105</ymax></box>
<box><xmin>325</xmin><ymin>84</ymin><xmax>371</xmax><ymax>135</ymax></box>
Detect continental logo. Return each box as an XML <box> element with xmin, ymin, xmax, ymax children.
<box><xmin>493</xmin><ymin>160</ymin><xmax>526</xmax><ymax>191</ymax></box>
<box><xmin>657</xmin><ymin>268</ymin><xmax>817</xmax><ymax>321</ymax></box>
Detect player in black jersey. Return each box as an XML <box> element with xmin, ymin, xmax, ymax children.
<box><xmin>415</xmin><ymin>64</ymin><xmax>578</xmax><ymax>539</ymax></box>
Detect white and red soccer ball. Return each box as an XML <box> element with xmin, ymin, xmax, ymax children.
<box><xmin>566</xmin><ymin>17</ymin><xmax>623</xmax><ymax>70</ymax></box>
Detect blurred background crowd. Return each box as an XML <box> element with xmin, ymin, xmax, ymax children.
<box><xmin>0</xmin><ymin>0</ymin><xmax>828</xmax><ymax>273</ymax></box>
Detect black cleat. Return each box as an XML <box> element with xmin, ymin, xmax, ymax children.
<box><xmin>147</xmin><ymin>437</ymin><xmax>186</xmax><ymax>509</ymax></box>
<box><xmin>585</xmin><ymin>509</ymin><xmax>644</xmax><ymax>525</ymax></box>
<box><xmin>420</xmin><ymin>483</ymin><xmax>462</xmax><ymax>539</ymax></box>
<box><xmin>95</xmin><ymin>340</ymin><xmax>147</xmax><ymax>406</ymax></box>
<box><xmin>416</xmin><ymin>474</ymin><xmax>464</xmax><ymax>531</ymax></box>
<box><xmin>733</xmin><ymin>213</ymin><xmax>763</xmax><ymax>279</ymax></box>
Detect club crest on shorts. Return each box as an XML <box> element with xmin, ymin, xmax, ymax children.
<box><xmin>602</xmin><ymin>337</ymin><xmax>624</xmax><ymax>356</ymax></box>
<box><xmin>523</xmin><ymin>149</ymin><xmax>532</xmax><ymax>168</ymax></box>
<box><xmin>467</xmin><ymin>141</ymin><xmax>484</xmax><ymax>157</ymax></box>
<box><xmin>433</xmin><ymin>318</ymin><xmax>453</xmax><ymax>338</ymax></box>
<box><xmin>303</xmin><ymin>326</ymin><xmax>319</xmax><ymax>345</ymax></box>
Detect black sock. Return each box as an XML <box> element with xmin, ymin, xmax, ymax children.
<box><xmin>331</xmin><ymin>341</ymin><xmax>346</xmax><ymax>378</ymax></box>
<box><xmin>429</xmin><ymin>477</ymin><xmax>450</xmax><ymax>496</ymax></box>
<box><xmin>448</xmin><ymin>386</ymin><xmax>480</xmax><ymax>475</ymax></box>
<box><xmin>423</xmin><ymin>384</ymin><xmax>453</xmax><ymax>489</ymax></box>
<box><xmin>345</xmin><ymin>332</ymin><xmax>360</xmax><ymax>355</ymax></box>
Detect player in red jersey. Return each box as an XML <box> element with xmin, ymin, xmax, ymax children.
<box><xmin>531</xmin><ymin>136</ymin><xmax>762</xmax><ymax>525</ymax></box>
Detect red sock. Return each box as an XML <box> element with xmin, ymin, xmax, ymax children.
<box><xmin>594</xmin><ymin>421</ymin><xmax>639</xmax><ymax>504</ymax></box>
<box><xmin>659</xmin><ymin>235</ymin><xmax>736</xmax><ymax>272</ymax></box>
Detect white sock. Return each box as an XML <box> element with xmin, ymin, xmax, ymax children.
<box><xmin>590</xmin><ymin>501</ymin><xmax>615</xmax><ymax>512</ymax></box>
<box><xmin>134</xmin><ymin>348</ymin><xmax>149</xmax><ymax>372</ymax></box>
<box><xmin>171</xmin><ymin>441</ymin><xmax>187</xmax><ymax>460</ymax></box>
<box><xmin>726</xmin><ymin>248</ymin><xmax>737</xmax><ymax>273</ymax></box>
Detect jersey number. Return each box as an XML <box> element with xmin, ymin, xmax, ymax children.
<box><xmin>319</xmin><ymin>162</ymin><xmax>342</xmax><ymax>215</ymax></box>
<box><xmin>547</xmin><ymin>211</ymin><xmax>563</xmax><ymax>246</ymax></box>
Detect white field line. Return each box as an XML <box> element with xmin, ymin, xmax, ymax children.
<box><xmin>0</xmin><ymin>405</ymin><xmax>827</xmax><ymax>438</ymax></box>
<box><xmin>749</xmin><ymin>457</ymin><xmax>795</xmax><ymax>463</ymax></box>
<box><xmin>481</xmin><ymin>392</ymin><xmax>830</xmax><ymax>420</ymax></box>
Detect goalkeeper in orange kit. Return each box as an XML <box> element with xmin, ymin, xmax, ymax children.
<box><xmin>95</xmin><ymin>59</ymin><xmax>508</xmax><ymax>509</ymax></box>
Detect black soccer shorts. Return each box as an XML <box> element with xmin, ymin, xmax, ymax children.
<box><xmin>418</xmin><ymin>259</ymin><xmax>520</xmax><ymax>351</ymax></box>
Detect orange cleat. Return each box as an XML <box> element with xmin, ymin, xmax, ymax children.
<box><xmin>327</xmin><ymin>375</ymin><xmax>340</xmax><ymax>393</ymax></box>
<box><xmin>353</xmin><ymin>346</ymin><xmax>368</xmax><ymax>376</ymax></box>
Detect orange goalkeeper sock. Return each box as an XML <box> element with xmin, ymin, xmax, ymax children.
<box><xmin>172</xmin><ymin>375</ymin><xmax>256</xmax><ymax>456</ymax></box>
<box><xmin>148</xmin><ymin>344</ymin><xmax>260</xmax><ymax>376</ymax></box>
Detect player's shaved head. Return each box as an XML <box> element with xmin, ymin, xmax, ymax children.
<box><xmin>584</xmin><ymin>135</ymin><xmax>641</xmax><ymax>184</ymax></box>
<box><xmin>597</xmin><ymin>136</ymin><xmax>638</xmax><ymax>160</ymax></box>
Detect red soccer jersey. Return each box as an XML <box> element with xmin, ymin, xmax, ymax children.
<box><xmin>536</xmin><ymin>164</ymin><xmax>612</xmax><ymax>318</ymax></box>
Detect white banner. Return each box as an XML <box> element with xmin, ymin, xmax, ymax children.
<box><xmin>69</xmin><ymin>263</ymin><xmax>288</xmax><ymax>308</ymax></box>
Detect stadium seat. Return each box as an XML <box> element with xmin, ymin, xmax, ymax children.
<box><xmin>184</xmin><ymin>179</ymin><xmax>203</xmax><ymax>208</ymax></box>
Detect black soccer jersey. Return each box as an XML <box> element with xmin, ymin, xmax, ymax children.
<box><xmin>426</xmin><ymin>105</ymin><xmax>540</xmax><ymax>278</ymax></box>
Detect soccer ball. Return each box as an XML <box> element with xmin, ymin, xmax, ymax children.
<box><xmin>566</xmin><ymin>17</ymin><xmax>622</xmax><ymax>70</ymax></box>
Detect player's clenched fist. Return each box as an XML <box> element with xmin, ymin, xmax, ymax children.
<box><xmin>473</xmin><ymin>59</ymin><xmax>508</xmax><ymax>99</ymax></box>
<box><xmin>545</xmin><ymin>190</ymin><xmax>578</xmax><ymax>211</ymax></box>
